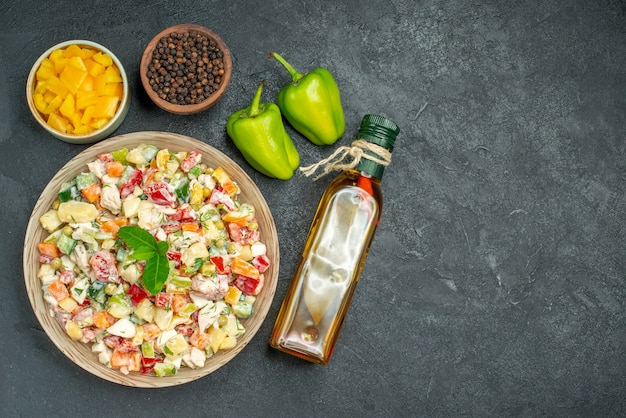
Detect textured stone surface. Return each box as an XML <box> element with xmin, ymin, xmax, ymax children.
<box><xmin>1</xmin><ymin>0</ymin><xmax>624</xmax><ymax>416</ymax></box>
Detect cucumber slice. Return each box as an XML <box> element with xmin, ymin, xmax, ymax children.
<box><xmin>56</xmin><ymin>233</ymin><xmax>76</xmax><ymax>255</ymax></box>
<box><xmin>141</xmin><ymin>341</ymin><xmax>155</xmax><ymax>358</ymax></box>
<box><xmin>153</xmin><ymin>361</ymin><xmax>177</xmax><ymax>377</ymax></box>
<box><xmin>138</xmin><ymin>144</ymin><xmax>159</xmax><ymax>162</ymax></box>
<box><xmin>88</xmin><ymin>280</ymin><xmax>107</xmax><ymax>301</ymax></box>
<box><xmin>58</xmin><ymin>181</ymin><xmax>77</xmax><ymax>202</ymax></box>
<box><xmin>232</xmin><ymin>301</ymin><xmax>253</xmax><ymax>319</ymax></box>
<box><xmin>175</xmin><ymin>178</ymin><xmax>190</xmax><ymax>203</ymax></box>
<box><xmin>75</xmin><ymin>172</ymin><xmax>98</xmax><ymax>190</ymax></box>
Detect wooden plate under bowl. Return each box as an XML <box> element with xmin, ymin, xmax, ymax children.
<box><xmin>23</xmin><ymin>131</ymin><xmax>279</xmax><ymax>387</ymax></box>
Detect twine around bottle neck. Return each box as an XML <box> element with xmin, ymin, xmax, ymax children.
<box><xmin>300</xmin><ymin>139</ymin><xmax>392</xmax><ymax>181</ymax></box>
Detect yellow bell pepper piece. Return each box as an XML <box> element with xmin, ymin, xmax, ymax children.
<box><xmin>85</xmin><ymin>59</ymin><xmax>105</xmax><ymax>77</ymax></box>
<box><xmin>42</xmin><ymin>90</ymin><xmax>56</xmax><ymax>104</ymax></box>
<box><xmin>90</xmin><ymin>118</ymin><xmax>109</xmax><ymax>130</ymax></box>
<box><xmin>50</xmin><ymin>49</ymin><xmax>68</xmax><ymax>74</ymax></box>
<box><xmin>41</xmin><ymin>76</ymin><xmax>69</xmax><ymax>99</ymax></box>
<box><xmin>63</xmin><ymin>44</ymin><xmax>84</xmax><ymax>58</ymax></box>
<box><xmin>33</xmin><ymin>93</ymin><xmax>47</xmax><ymax>114</ymax></box>
<box><xmin>47</xmin><ymin>113</ymin><xmax>70</xmax><ymax>133</ymax></box>
<box><xmin>60</xmin><ymin>58</ymin><xmax>88</xmax><ymax>94</ymax></box>
<box><xmin>104</xmin><ymin>65</ymin><xmax>122</xmax><ymax>83</ymax></box>
<box><xmin>154</xmin><ymin>149</ymin><xmax>170</xmax><ymax>170</ymax></box>
<box><xmin>67</xmin><ymin>56</ymin><xmax>87</xmax><ymax>71</ymax></box>
<box><xmin>92</xmin><ymin>96</ymin><xmax>119</xmax><ymax>119</ymax></box>
<box><xmin>44</xmin><ymin>95</ymin><xmax>63</xmax><ymax>114</ymax></box>
<box><xmin>33</xmin><ymin>44</ymin><xmax>124</xmax><ymax>135</ymax></box>
<box><xmin>36</xmin><ymin>59</ymin><xmax>55</xmax><ymax>81</ymax></box>
<box><xmin>104</xmin><ymin>82</ymin><xmax>123</xmax><ymax>98</ymax></box>
<box><xmin>73</xmin><ymin>125</ymin><xmax>92</xmax><ymax>135</ymax></box>
<box><xmin>224</xmin><ymin>286</ymin><xmax>243</xmax><ymax>306</ymax></box>
<box><xmin>189</xmin><ymin>182</ymin><xmax>204</xmax><ymax>206</ymax></box>
<box><xmin>68</xmin><ymin>111</ymin><xmax>83</xmax><ymax>132</ymax></box>
<box><xmin>81</xmin><ymin>74</ymin><xmax>95</xmax><ymax>92</ymax></box>
<box><xmin>59</xmin><ymin>93</ymin><xmax>76</xmax><ymax>119</ymax></box>
<box><xmin>80</xmin><ymin>47</ymin><xmax>96</xmax><ymax>60</ymax></box>
<box><xmin>212</xmin><ymin>167</ymin><xmax>239</xmax><ymax>196</ymax></box>
<box><xmin>49</xmin><ymin>49</ymin><xmax>64</xmax><ymax>62</ymax></box>
<box><xmin>81</xmin><ymin>105</ymin><xmax>95</xmax><ymax>125</ymax></box>
<box><xmin>92</xmin><ymin>51</ymin><xmax>113</xmax><ymax>67</ymax></box>
<box><xmin>54</xmin><ymin>59</ymin><xmax>67</xmax><ymax>75</ymax></box>
<box><xmin>76</xmin><ymin>90</ymin><xmax>99</xmax><ymax>110</ymax></box>
<box><xmin>94</xmin><ymin>73</ymin><xmax>107</xmax><ymax>95</ymax></box>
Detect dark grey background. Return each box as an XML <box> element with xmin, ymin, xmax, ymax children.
<box><xmin>1</xmin><ymin>0</ymin><xmax>624</xmax><ymax>416</ymax></box>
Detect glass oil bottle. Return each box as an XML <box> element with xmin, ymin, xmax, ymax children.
<box><xmin>269</xmin><ymin>114</ymin><xmax>400</xmax><ymax>364</ymax></box>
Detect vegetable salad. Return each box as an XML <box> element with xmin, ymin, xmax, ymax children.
<box><xmin>36</xmin><ymin>144</ymin><xmax>270</xmax><ymax>376</ymax></box>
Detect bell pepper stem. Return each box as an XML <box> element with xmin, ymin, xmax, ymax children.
<box><xmin>247</xmin><ymin>80</ymin><xmax>265</xmax><ymax>117</ymax></box>
<box><xmin>268</xmin><ymin>51</ymin><xmax>304</xmax><ymax>83</ymax></box>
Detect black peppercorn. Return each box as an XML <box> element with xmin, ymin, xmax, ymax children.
<box><xmin>147</xmin><ymin>30</ymin><xmax>225</xmax><ymax>106</ymax></box>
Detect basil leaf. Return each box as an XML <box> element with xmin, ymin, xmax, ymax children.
<box><xmin>156</xmin><ymin>240</ymin><xmax>169</xmax><ymax>257</ymax></box>
<box><xmin>118</xmin><ymin>226</ymin><xmax>158</xmax><ymax>251</ymax></box>
<box><xmin>143</xmin><ymin>254</ymin><xmax>170</xmax><ymax>295</ymax></box>
<box><xmin>131</xmin><ymin>246</ymin><xmax>157</xmax><ymax>261</ymax></box>
<box><xmin>118</xmin><ymin>225</ymin><xmax>171</xmax><ymax>294</ymax></box>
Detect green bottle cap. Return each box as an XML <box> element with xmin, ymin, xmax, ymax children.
<box><xmin>355</xmin><ymin>114</ymin><xmax>400</xmax><ymax>179</ymax></box>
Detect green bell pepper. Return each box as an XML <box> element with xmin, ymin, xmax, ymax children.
<box><xmin>226</xmin><ymin>80</ymin><xmax>300</xmax><ymax>180</ymax></box>
<box><xmin>269</xmin><ymin>51</ymin><xmax>345</xmax><ymax>146</ymax></box>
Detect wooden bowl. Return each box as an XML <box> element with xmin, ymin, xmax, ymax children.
<box><xmin>26</xmin><ymin>40</ymin><xmax>130</xmax><ymax>144</ymax></box>
<box><xmin>140</xmin><ymin>24</ymin><xmax>232</xmax><ymax>115</ymax></box>
<box><xmin>23</xmin><ymin>132</ymin><xmax>279</xmax><ymax>387</ymax></box>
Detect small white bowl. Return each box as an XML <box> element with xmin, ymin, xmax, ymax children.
<box><xmin>26</xmin><ymin>40</ymin><xmax>130</xmax><ymax>144</ymax></box>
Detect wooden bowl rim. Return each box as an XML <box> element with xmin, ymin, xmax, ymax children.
<box><xmin>140</xmin><ymin>24</ymin><xmax>232</xmax><ymax>115</ymax></box>
<box><xmin>23</xmin><ymin>131</ymin><xmax>279</xmax><ymax>387</ymax></box>
<box><xmin>25</xmin><ymin>40</ymin><xmax>130</xmax><ymax>144</ymax></box>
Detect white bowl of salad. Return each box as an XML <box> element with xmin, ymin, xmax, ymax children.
<box><xmin>23</xmin><ymin>131</ymin><xmax>279</xmax><ymax>387</ymax></box>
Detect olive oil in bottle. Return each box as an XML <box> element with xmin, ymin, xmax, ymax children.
<box><xmin>269</xmin><ymin>114</ymin><xmax>400</xmax><ymax>364</ymax></box>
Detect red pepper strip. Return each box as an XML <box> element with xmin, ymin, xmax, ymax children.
<box><xmin>210</xmin><ymin>256</ymin><xmax>230</xmax><ymax>274</ymax></box>
<box><xmin>144</xmin><ymin>182</ymin><xmax>176</xmax><ymax>206</ymax></box>
<box><xmin>252</xmin><ymin>254</ymin><xmax>270</xmax><ymax>273</ymax></box>
<box><xmin>126</xmin><ymin>283</ymin><xmax>148</xmax><ymax>306</ymax></box>
<box><xmin>234</xmin><ymin>274</ymin><xmax>264</xmax><ymax>296</ymax></box>
<box><xmin>120</xmin><ymin>169</ymin><xmax>143</xmax><ymax>199</ymax></box>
